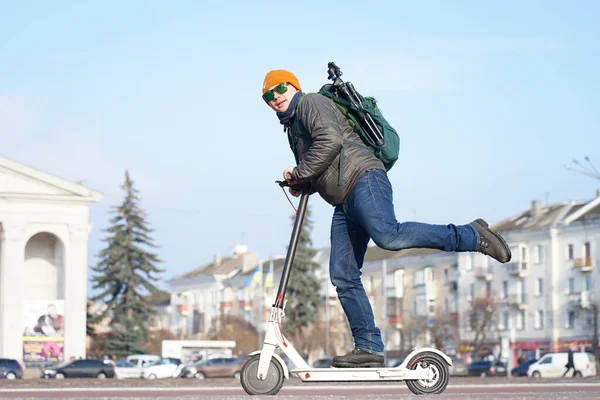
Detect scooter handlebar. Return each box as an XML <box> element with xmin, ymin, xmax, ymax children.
<box><xmin>275</xmin><ymin>180</ymin><xmax>311</xmax><ymax>192</ymax></box>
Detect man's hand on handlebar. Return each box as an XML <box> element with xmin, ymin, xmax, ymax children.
<box><xmin>283</xmin><ymin>166</ymin><xmax>297</xmax><ymax>185</ymax></box>
<box><xmin>283</xmin><ymin>166</ymin><xmax>301</xmax><ymax>197</ymax></box>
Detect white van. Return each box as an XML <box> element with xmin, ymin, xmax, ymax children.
<box><xmin>527</xmin><ymin>352</ymin><xmax>597</xmax><ymax>378</ymax></box>
<box><xmin>125</xmin><ymin>354</ymin><xmax>161</xmax><ymax>369</ymax></box>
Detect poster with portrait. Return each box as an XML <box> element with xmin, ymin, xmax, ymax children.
<box><xmin>23</xmin><ymin>301</ymin><xmax>65</xmax><ymax>363</ymax></box>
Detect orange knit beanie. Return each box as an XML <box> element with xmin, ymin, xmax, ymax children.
<box><xmin>262</xmin><ymin>69</ymin><xmax>302</xmax><ymax>95</ymax></box>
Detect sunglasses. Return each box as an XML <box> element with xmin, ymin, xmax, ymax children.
<box><xmin>263</xmin><ymin>82</ymin><xmax>288</xmax><ymax>102</ymax></box>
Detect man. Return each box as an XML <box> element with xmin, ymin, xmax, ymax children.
<box><xmin>262</xmin><ymin>69</ymin><xmax>512</xmax><ymax>368</ymax></box>
<box><xmin>563</xmin><ymin>347</ymin><xmax>578</xmax><ymax>377</ymax></box>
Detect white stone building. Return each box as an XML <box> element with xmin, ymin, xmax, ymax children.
<box><xmin>458</xmin><ymin>191</ymin><xmax>600</xmax><ymax>364</ymax></box>
<box><xmin>0</xmin><ymin>156</ymin><xmax>102</xmax><ymax>364</ymax></box>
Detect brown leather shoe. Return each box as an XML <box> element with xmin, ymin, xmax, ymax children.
<box><xmin>332</xmin><ymin>348</ymin><xmax>384</xmax><ymax>368</ymax></box>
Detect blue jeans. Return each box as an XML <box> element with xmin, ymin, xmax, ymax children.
<box><xmin>329</xmin><ymin>169</ymin><xmax>480</xmax><ymax>355</ymax></box>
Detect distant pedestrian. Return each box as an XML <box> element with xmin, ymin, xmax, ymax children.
<box><xmin>562</xmin><ymin>347</ymin><xmax>579</xmax><ymax>377</ymax></box>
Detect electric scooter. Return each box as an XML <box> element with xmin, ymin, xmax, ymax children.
<box><xmin>240</xmin><ymin>181</ymin><xmax>452</xmax><ymax>396</ymax></box>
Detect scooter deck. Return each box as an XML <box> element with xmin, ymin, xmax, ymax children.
<box><xmin>290</xmin><ymin>367</ymin><xmax>432</xmax><ymax>382</ymax></box>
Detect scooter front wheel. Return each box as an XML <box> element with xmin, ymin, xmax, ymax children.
<box><xmin>240</xmin><ymin>354</ymin><xmax>285</xmax><ymax>396</ymax></box>
<box><xmin>405</xmin><ymin>351</ymin><xmax>449</xmax><ymax>395</ymax></box>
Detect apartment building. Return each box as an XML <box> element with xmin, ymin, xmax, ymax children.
<box><xmin>168</xmin><ymin>245</ymin><xmax>261</xmax><ymax>338</ymax></box>
<box><xmin>458</xmin><ymin>191</ymin><xmax>600</xmax><ymax>363</ymax></box>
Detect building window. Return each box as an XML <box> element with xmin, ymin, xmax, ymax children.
<box><xmin>535</xmin><ymin>278</ymin><xmax>544</xmax><ymax>297</ymax></box>
<box><xmin>585</xmin><ymin>242</ymin><xmax>591</xmax><ymax>258</ymax></box>
<box><xmin>567</xmin><ymin>244</ymin><xmax>574</xmax><ymax>260</ymax></box>
<box><xmin>517</xmin><ymin>310</ymin><xmax>525</xmax><ymax>330</ymax></box>
<box><xmin>444</xmin><ymin>298</ymin><xmax>449</xmax><ymax>313</ymax></box>
<box><xmin>584</xmin><ymin>276</ymin><xmax>592</xmax><ymax>292</ymax></box>
<box><xmin>502</xmin><ymin>281</ymin><xmax>508</xmax><ymax>299</ymax></box>
<box><xmin>568</xmin><ymin>277</ymin><xmax>575</xmax><ymax>294</ymax></box>
<box><xmin>444</xmin><ymin>269</ymin><xmax>449</xmax><ymax>284</ymax></box>
<box><xmin>413</xmin><ymin>270</ymin><xmax>425</xmax><ymax>286</ymax></box>
<box><xmin>535</xmin><ymin>310</ymin><xmax>544</xmax><ymax>329</ymax></box>
<box><xmin>470</xmin><ymin>283</ymin><xmax>475</xmax><ymax>299</ymax></box>
<box><xmin>567</xmin><ymin>311</ymin><xmax>575</xmax><ymax>329</ymax></box>
<box><xmin>503</xmin><ymin>310</ymin><xmax>510</xmax><ymax>330</ymax></box>
<box><xmin>533</xmin><ymin>245</ymin><xmax>543</xmax><ymax>264</ymax></box>
<box><xmin>519</xmin><ymin>279</ymin><xmax>526</xmax><ymax>303</ymax></box>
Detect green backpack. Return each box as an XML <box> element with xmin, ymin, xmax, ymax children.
<box><xmin>318</xmin><ymin>83</ymin><xmax>400</xmax><ymax>171</ymax></box>
<box><xmin>294</xmin><ymin>84</ymin><xmax>400</xmax><ymax>185</ymax></box>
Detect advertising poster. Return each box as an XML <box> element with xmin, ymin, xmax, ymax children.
<box><xmin>23</xmin><ymin>300</ymin><xmax>65</xmax><ymax>363</ymax></box>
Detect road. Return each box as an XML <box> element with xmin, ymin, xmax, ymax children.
<box><xmin>1</xmin><ymin>380</ymin><xmax>599</xmax><ymax>400</ymax></box>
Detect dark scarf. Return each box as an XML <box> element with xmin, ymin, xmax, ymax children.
<box><xmin>276</xmin><ymin>91</ymin><xmax>303</xmax><ymax>128</ymax></box>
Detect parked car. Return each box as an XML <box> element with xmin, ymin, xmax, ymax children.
<box><xmin>449</xmin><ymin>358</ymin><xmax>468</xmax><ymax>376</ymax></box>
<box><xmin>527</xmin><ymin>352</ymin><xmax>597</xmax><ymax>378</ymax></box>
<box><xmin>467</xmin><ymin>360</ymin><xmax>507</xmax><ymax>377</ymax></box>
<box><xmin>0</xmin><ymin>358</ymin><xmax>24</xmax><ymax>379</ymax></box>
<box><xmin>113</xmin><ymin>360</ymin><xmax>143</xmax><ymax>379</ymax></box>
<box><xmin>142</xmin><ymin>357</ymin><xmax>183</xmax><ymax>379</ymax></box>
<box><xmin>41</xmin><ymin>359</ymin><xmax>115</xmax><ymax>379</ymax></box>
<box><xmin>511</xmin><ymin>359</ymin><xmax>538</xmax><ymax>377</ymax></box>
<box><xmin>312</xmin><ymin>357</ymin><xmax>333</xmax><ymax>368</ymax></box>
<box><xmin>125</xmin><ymin>354</ymin><xmax>161</xmax><ymax>369</ymax></box>
<box><xmin>191</xmin><ymin>357</ymin><xmax>246</xmax><ymax>379</ymax></box>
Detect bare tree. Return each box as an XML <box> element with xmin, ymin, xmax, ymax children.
<box><xmin>468</xmin><ymin>296</ymin><xmax>498</xmax><ymax>355</ymax></box>
<box><xmin>425</xmin><ymin>312</ymin><xmax>459</xmax><ymax>351</ymax></box>
<box><xmin>209</xmin><ymin>315</ymin><xmax>258</xmax><ymax>355</ymax></box>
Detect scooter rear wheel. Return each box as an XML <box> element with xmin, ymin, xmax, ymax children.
<box><xmin>240</xmin><ymin>354</ymin><xmax>285</xmax><ymax>396</ymax></box>
<box><xmin>405</xmin><ymin>352</ymin><xmax>449</xmax><ymax>395</ymax></box>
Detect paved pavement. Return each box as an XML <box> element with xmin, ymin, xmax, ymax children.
<box><xmin>1</xmin><ymin>378</ymin><xmax>599</xmax><ymax>400</ymax></box>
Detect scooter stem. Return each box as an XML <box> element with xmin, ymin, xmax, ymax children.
<box><xmin>274</xmin><ymin>190</ymin><xmax>310</xmax><ymax>308</ymax></box>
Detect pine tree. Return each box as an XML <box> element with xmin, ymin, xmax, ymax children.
<box><xmin>90</xmin><ymin>171</ymin><xmax>164</xmax><ymax>358</ymax></box>
<box><xmin>283</xmin><ymin>205</ymin><xmax>323</xmax><ymax>352</ymax></box>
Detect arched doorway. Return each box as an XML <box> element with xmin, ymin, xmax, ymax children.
<box><xmin>24</xmin><ymin>232</ymin><xmax>65</xmax><ymax>301</ymax></box>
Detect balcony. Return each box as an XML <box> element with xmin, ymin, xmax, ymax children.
<box><xmin>474</xmin><ymin>266</ymin><xmax>493</xmax><ymax>281</ymax></box>
<box><xmin>219</xmin><ymin>301</ymin><xmax>233</xmax><ymax>310</ymax></box>
<box><xmin>573</xmin><ymin>257</ymin><xmax>593</xmax><ymax>272</ymax></box>
<box><xmin>388</xmin><ymin>315</ymin><xmax>403</xmax><ymax>328</ymax></box>
<box><xmin>507</xmin><ymin>262</ymin><xmax>528</xmax><ymax>277</ymax></box>
<box><xmin>238</xmin><ymin>300</ymin><xmax>252</xmax><ymax>310</ymax></box>
<box><xmin>569</xmin><ymin>291</ymin><xmax>593</xmax><ymax>308</ymax></box>
<box><xmin>508</xmin><ymin>293</ymin><xmax>528</xmax><ymax>309</ymax></box>
<box><xmin>176</xmin><ymin>304</ymin><xmax>190</xmax><ymax>315</ymax></box>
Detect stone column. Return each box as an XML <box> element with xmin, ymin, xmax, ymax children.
<box><xmin>63</xmin><ymin>224</ymin><xmax>91</xmax><ymax>360</ymax></box>
<box><xmin>0</xmin><ymin>222</ymin><xmax>25</xmax><ymax>359</ymax></box>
